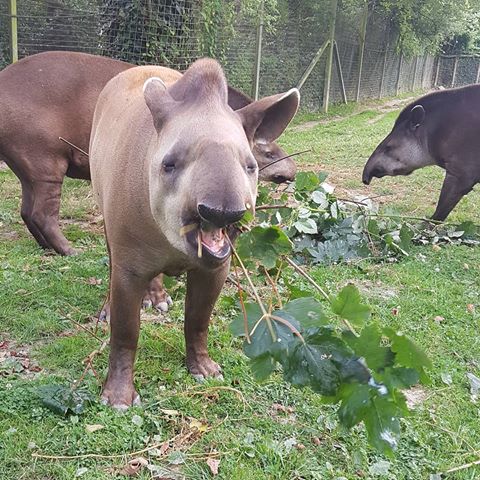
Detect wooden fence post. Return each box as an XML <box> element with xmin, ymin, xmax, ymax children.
<box><xmin>9</xmin><ymin>0</ymin><xmax>18</xmax><ymax>63</ymax></box>
<box><xmin>333</xmin><ymin>41</ymin><xmax>347</xmax><ymax>104</ymax></box>
<box><xmin>355</xmin><ymin>3</ymin><xmax>368</xmax><ymax>102</ymax></box>
<box><xmin>395</xmin><ymin>54</ymin><xmax>403</xmax><ymax>95</ymax></box>
<box><xmin>252</xmin><ymin>0</ymin><xmax>264</xmax><ymax>100</ymax></box>
<box><xmin>379</xmin><ymin>40</ymin><xmax>388</xmax><ymax>98</ymax></box>
<box><xmin>411</xmin><ymin>56</ymin><xmax>418</xmax><ymax>91</ymax></box>
<box><xmin>322</xmin><ymin>0</ymin><xmax>338</xmax><ymax>113</ymax></box>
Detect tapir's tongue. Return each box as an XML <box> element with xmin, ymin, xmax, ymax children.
<box><xmin>200</xmin><ymin>227</ymin><xmax>225</xmax><ymax>253</ymax></box>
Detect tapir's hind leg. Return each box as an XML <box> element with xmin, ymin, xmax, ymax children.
<box><xmin>20</xmin><ymin>181</ymin><xmax>50</xmax><ymax>250</ymax></box>
<box><xmin>29</xmin><ymin>177</ymin><xmax>76</xmax><ymax>255</ymax></box>
<box><xmin>184</xmin><ymin>263</ymin><xmax>229</xmax><ymax>381</ymax></box>
<box><xmin>142</xmin><ymin>274</ymin><xmax>173</xmax><ymax>312</ymax></box>
<box><xmin>101</xmin><ymin>264</ymin><xmax>148</xmax><ymax>409</ymax></box>
<box><xmin>432</xmin><ymin>172</ymin><xmax>476</xmax><ymax>221</ymax></box>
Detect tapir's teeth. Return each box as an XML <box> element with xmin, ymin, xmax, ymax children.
<box><xmin>200</xmin><ymin>227</ymin><xmax>225</xmax><ymax>253</ymax></box>
<box><xmin>180</xmin><ymin>223</ymin><xmax>198</xmax><ymax>236</ymax></box>
<box><xmin>197</xmin><ymin>230</ymin><xmax>203</xmax><ymax>258</ymax></box>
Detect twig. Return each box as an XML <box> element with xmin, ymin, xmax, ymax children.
<box><xmin>256</xmin><ymin>203</ymin><xmax>291</xmax><ymax>211</ymax></box>
<box><xmin>32</xmin><ymin>432</ymin><xmax>188</xmax><ymax>461</ymax></box>
<box><xmin>263</xmin><ymin>267</ymin><xmax>282</xmax><ymax>309</ymax></box>
<box><xmin>440</xmin><ymin>457</ymin><xmax>480</xmax><ymax>475</ymax></box>
<box><xmin>232</xmin><ymin>262</ymin><xmax>251</xmax><ymax>343</ymax></box>
<box><xmin>182</xmin><ymin>385</ymin><xmax>250</xmax><ymax>409</ymax></box>
<box><xmin>59</xmin><ymin>137</ymin><xmax>89</xmax><ymax>156</ymax></box>
<box><xmin>283</xmin><ymin>257</ymin><xmax>330</xmax><ymax>301</ymax></box>
<box><xmin>63</xmin><ymin>315</ymin><xmax>105</xmax><ymax>344</ymax></box>
<box><xmin>258</xmin><ymin>148</ymin><xmax>312</xmax><ymax>172</ymax></box>
<box><xmin>270</xmin><ymin>315</ymin><xmax>305</xmax><ymax>343</ymax></box>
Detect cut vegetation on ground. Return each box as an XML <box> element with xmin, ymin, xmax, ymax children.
<box><xmin>1</xmin><ymin>97</ymin><xmax>479</xmax><ymax>480</ymax></box>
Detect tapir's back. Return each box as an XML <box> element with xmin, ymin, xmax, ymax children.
<box><xmin>0</xmin><ymin>52</ymin><xmax>132</xmax><ymax>165</ymax></box>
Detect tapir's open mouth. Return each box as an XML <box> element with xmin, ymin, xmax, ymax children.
<box><xmin>181</xmin><ymin>220</ymin><xmax>232</xmax><ymax>261</ymax></box>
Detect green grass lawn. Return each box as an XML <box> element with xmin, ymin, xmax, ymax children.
<box><xmin>1</xmin><ymin>97</ymin><xmax>479</xmax><ymax>480</ymax></box>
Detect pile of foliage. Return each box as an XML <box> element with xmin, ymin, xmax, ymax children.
<box><xmin>253</xmin><ymin>171</ymin><xmax>479</xmax><ymax>265</ymax></box>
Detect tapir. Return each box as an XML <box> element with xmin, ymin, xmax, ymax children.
<box><xmin>0</xmin><ymin>51</ymin><xmax>296</xmax><ymax>257</ymax></box>
<box><xmin>362</xmin><ymin>85</ymin><xmax>480</xmax><ymax>220</ymax></box>
<box><xmin>90</xmin><ymin>59</ymin><xmax>299</xmax><ymax>408</ymax></box>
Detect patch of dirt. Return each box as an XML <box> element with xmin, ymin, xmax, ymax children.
<box><xmin>355</xmin><ymin>280</ymin><xmax>398</xmax><ymax>301</ymax></box>
<box><xmin>0</xmin><ymin>230</ymin><xmax>20</xmax><ymax>241</ymax></box>
<box><xmin>290</xmin><ymin>93</ymin><xmax>424</xmax><ymax>133</ymax></box>
<box><xmin>0</xmin><ymin>338</ymin><xmax>43</xmax><ymax>379</ymax></box>
<box><xmin>404</xmin><ymin>386</ymin><xmax>429</xmax><ymax>409</ymax></box>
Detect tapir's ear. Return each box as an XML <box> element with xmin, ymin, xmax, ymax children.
<box><xmin>143</xmin><ymin>77</ymin><xmax>174</xmax><ymax>130</ymax></box>
<box><xmin>409</xmin><ymin>105</ymin><xmax>425</xmax><ymax>130</ymax></box>
<box><xmin>237</xmin><ymin>88</ymin><xmax>300</xmax><ymax>143</ymax></box>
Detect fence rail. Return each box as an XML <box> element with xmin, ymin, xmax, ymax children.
<box><xmin>0</xmin><ymin>0</ymin><xmax>479</xmax><ymax>112</ymax></box>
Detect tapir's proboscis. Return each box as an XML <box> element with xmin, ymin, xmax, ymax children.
<box><xmin>362</xmin><ymin>85</ymin><xmax>480</xmax><ymax>221</ymax></box>
<box><xmin>90</xmin><ymin>59</ymin><xmax>299</xmax><ymax>408</ymax></box>
<box><xmin>0</xmin><ymin>51</ymin><xmax>296</xmax><ymax>257</ymax></box>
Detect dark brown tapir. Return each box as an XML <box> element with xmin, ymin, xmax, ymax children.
<box><xmin>0</xmin><ymin>51</ymin><xmax>296</xmax><ymax>257</ymax></box>
<box><xmin>362</xmin><ymin>85</ymin><xmax>480</xmax><ymax>221</ymax></box>
<box><xmin>90</xmin><ymin>59</ymin><xmax>299</xmax><ymax>408</ymax></box>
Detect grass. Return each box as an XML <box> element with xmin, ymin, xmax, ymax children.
<box><xmin>1</xmin><ymin>96</ymin><xmax>480</xmax><ymax>479</ymax></box>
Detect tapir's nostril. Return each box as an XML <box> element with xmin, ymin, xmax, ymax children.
<box><xmin>271</xmin><ymin>174</ymin><xmax>289</xmax><ymax>184</ymax></box>
<box><xmin>197</xmin><ymin>203</ymin><xmax>246</xmax><ymax>227</ymax></box>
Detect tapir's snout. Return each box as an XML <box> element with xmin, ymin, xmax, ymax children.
<box><xmin>197</xmin><ymin>203</ymin><xmax>246</xmax><ymax>228</ymax></box>
<box><xmin>362</xmin><ymin>170</ymin><xmax>372</xmax><ymax>185</ymax></box>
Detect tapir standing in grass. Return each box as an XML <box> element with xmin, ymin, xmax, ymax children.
<box><xmin>362</xmin><ymin>85</ymin><xmax>480</xmax><ymax>220</ymax></box>
<box><xmin>0</xmin><ymin>51</ymin><xmax>296</xmax><ymax>257</ymax></box>
<box><xmin>90</xmin><ymin>59</ymin><xmax>299</xmax><ymax>408</ymax></box>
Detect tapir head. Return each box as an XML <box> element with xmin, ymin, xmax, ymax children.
<box><xmin>143</xmin><ymin>59</ymin><xmax>299</xmax><ymax>265</ymax></box>
<box><xmin>228</xmin><ymin>86</ymin><xmax>297</xmax><ymax>183</ymax></box>
<box><xmin>362</xmin><ymin>104</ymin><xmax>434</xmax><ymax>185</ymax></box>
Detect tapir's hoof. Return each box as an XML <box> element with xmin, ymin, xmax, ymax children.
<box><xmin>142</xmin><ymin>292</ymin><xmax>173</xmax><ymax>313</ymax></box>
<box><xmin>187</xmin><ymin>354</ymin><xmax>223</xmax><ymax>382</ymax></box>
<box><xmin>98</xmin><ymin>303</ymin><xmax>110</xmax><ymax>322</ymax></box>
<box><xmin>101</xmin><ymin>385</ymin><xmax>141</xmax><ymax>410</ymax></box>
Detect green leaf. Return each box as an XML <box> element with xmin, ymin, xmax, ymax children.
<box><xmin>294</xmin><ymin>218</ymin><xmax>318</xmax><ymax>234</ymax></box>
<box><xmin>280</xmin><ymin>297</ymin><xmax>328</xmax><ymax>328</ymax></box>
<box><xmin>383</xmin><ymin>328</ymin><xmax>432</xmax><ymax>383</ymax></box>
<box><xmin>338</xmin><ymin>383</ymin><xmax>371</xmax><ymax>428</ymax></box>
<box><xmin>250</xmin><ymin>354</ymin><xmax>275</xmax><ymax>381</ymax></box>
<box><xmin>236</xmin><ymin>226</ymin><xmax>293</xmax><ymax>269</ymax></box>
<box><xmin>311</xmin><ymin>190</ymin><xmax>329</xmax><ymax>208</ymax></box>
<box><xmin>378</xmin><ymin>367</ymin><xmax>420</xmax><ymax>389</ymax></box>
<box><xmin>295</xmin><ymin>171</ymin><xmax>320</xmax><ymax>192</ymax></box>
<box><xmin>399</xmin><ymin>223</ymin><xmax>414</xmax><ymax>252</ymax></box>
<box><xmin>243</xmin><ymin>313</ymin><xmax>297</xmax><ymax>361</ymax></box>
<box><xmin>343</xmin><ymin>324</ymin><xmax>393</xmax><ymax>372</ymax></box>
<box><xmin>37</xmin><ymin>385</ymin><xmax>94</xmax><ymax>416</ymax></box>
<box><xmin>330</xmin><ymin>284</ymin><xmax>371</xmax><ymax>326</ymax></box>
<box><xmin>363</xmin><ymin>394</ymin><xmax>401</xmax><ymax>456</ymax></box>
<box><xmin>283</xmin><ymin>329</ymin><xmax>365</xmax><ymax>396</ymax></box>
<box><xmin>230</xmin><ymin>303</ymin><xmax>263</xmax><ymax>337</ymax></box>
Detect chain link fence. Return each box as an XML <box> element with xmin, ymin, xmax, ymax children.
<box><xmin>0</xmin><ymin>0</ymin><xmax>475</xmax><ymax>111</ymax></box>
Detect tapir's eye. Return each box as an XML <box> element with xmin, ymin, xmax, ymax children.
<box><xmin>265</xmin><ymin>151</ymin><xmax>275</xmax><ymax>160</ymax></box>
<box><xmin>246</xmin><ymin>160</ymin><xmax>257</xmax><ymax>174</ymax></box>
<box><xmin>162</xmin><ymin>156</ymin><xmax>176</xmax><ymax>173</ymax></box>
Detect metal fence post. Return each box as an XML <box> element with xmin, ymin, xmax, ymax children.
<box><xmin>411</xmin><ymin>56</ymin><xmax>418</xmax><ymax>91</ymax></box>
<box><xmin>434</xmin><ymin>56</ymin><xmax>441</xmax><ymax>86</ymax></box>
<box><xmin>475</xmin><ymin>58</ymin><xmax>480</xmax><ymax>83</ymax></box>
<box><xmin>450</xmin><ymin>56</ymin><xmax>458</xmax><ymax>88</ymax></box>
<box><xmin>9</xmin><ymin>0</ymin><xmax>18</xmax><ymax>63</ymax></box>
<box><xmin>355</xmin><ymin>3</ymin><xmax>368</xmax><ymax>102</ymax></box>
<box><xmin>252</xmin><ymin>0</ymin><xmax>264</xmax><ymax>100</ymax></box>
<box><xmin>395</xmin><ymin>54</ymin><xmax>403</xmax><ymax>95</ymax></box>
<box><xmin>322</xmin><ymin>0</ymin><xmax>338</xmax><ymax>113</ymax></box>
<box><xmin>379</xmin><ymin>40</ymin><xmax>388</xmax><ymax>98</ymax></box>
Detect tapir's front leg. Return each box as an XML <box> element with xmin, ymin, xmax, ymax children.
<box><xmin>102</xmin><ymin>265</ymin><xmax>149</xmax><ymax>409</ymax></box>
<box><xmin>184</xmin><ymin>262</ymin><xmax>230</xmax><ymax>380</ymax></box>
<box><xmin>432</xmin><ymin>172</ymin><xmax>476</xmax><ymax>221</ymax></box>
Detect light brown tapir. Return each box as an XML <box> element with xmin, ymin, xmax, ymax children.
<box><xmin>90</xmin><ymin>59</ymin><xmax>299</xmax><ymax>408</ymax></box>
<box><xmin>0</xmin><ymin>51</ymin><xmax>296</xmax><ymax>257</ymax></box>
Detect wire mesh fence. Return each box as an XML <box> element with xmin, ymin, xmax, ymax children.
<box><xmin>0</xmin><ymin>0</ymin><xmax>477</xmax><ymax>111</ymax></box>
